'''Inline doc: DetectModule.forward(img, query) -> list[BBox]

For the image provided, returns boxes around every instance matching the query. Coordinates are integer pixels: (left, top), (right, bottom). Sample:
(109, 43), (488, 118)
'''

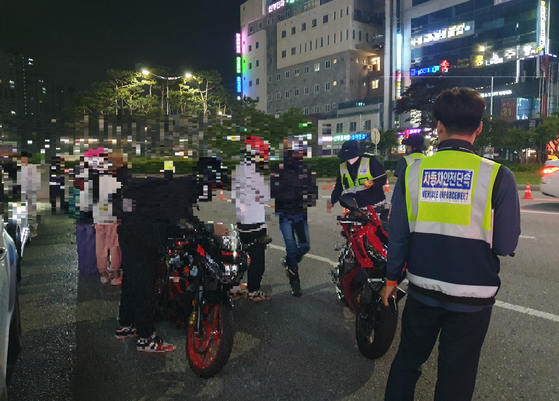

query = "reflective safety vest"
(340, 157), (373, 195)
(404, 150), (502, 300)
(403, 152), (425, 166)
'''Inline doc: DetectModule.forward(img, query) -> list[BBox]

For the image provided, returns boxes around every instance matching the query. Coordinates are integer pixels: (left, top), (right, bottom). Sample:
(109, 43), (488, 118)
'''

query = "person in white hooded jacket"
(231, 136), (271, 302)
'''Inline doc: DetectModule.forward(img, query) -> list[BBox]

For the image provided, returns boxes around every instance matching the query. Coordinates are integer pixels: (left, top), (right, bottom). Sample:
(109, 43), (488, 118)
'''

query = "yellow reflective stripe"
(407, 272), (499, 298)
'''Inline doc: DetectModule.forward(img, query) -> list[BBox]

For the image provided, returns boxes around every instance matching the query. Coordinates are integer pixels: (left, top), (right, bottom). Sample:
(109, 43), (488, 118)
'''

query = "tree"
(185, 70), (222, 116)
(364, 129), (399, 159)
(106, 69), (143, 115)
(475, 117), (513, 155)
(533, 117), (559, 162)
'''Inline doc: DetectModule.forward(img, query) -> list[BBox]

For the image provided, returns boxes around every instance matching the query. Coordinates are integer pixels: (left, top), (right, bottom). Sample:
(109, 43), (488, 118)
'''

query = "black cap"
(338, 140), (364, 161)
(402, 133), (426, 150)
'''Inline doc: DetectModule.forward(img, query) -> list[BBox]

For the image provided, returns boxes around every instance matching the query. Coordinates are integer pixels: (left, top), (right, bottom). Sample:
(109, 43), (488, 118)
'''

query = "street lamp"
(141, 70), (192, 115)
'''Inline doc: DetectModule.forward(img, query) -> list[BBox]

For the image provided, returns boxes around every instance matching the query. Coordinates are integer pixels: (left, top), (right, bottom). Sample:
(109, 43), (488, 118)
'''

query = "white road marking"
(521, 210), (559, 215)
(519, 235), (536, 239)
(267, 245), (559, 323)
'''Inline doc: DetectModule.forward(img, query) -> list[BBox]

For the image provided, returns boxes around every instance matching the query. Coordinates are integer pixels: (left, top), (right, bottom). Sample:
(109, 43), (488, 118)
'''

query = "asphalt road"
(6, 185), (559, 401)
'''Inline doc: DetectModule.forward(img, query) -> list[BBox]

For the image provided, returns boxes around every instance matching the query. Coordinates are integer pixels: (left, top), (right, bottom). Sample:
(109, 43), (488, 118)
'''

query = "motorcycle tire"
(153, 261), (170, 323)
(355, 298), (398, 360)
(186, 303), (234, 378)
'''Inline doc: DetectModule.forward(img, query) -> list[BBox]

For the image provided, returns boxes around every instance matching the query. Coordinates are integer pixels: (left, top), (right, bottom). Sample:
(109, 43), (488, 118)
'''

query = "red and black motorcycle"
(331, 194), (406, 359)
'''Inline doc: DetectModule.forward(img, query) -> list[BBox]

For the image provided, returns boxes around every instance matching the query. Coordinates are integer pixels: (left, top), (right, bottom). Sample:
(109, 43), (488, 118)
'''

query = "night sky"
(0, 0), (246, 91)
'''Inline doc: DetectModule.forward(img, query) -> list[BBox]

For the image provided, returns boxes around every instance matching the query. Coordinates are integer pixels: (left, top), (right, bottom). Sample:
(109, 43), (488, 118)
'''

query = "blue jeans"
(278, 213), (310, 269)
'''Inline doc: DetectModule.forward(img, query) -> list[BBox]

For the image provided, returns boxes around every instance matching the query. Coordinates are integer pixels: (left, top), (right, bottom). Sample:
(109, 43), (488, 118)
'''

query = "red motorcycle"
(331, 194), (405, 359)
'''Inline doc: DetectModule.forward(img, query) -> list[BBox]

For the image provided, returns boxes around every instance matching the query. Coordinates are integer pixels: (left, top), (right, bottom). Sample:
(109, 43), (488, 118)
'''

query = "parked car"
(540, 159), (559, 198)
(0, 219), (22, 400)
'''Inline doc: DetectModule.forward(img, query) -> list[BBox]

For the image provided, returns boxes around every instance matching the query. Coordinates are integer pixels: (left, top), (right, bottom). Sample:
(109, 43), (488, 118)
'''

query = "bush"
(493, 159), (543, 172)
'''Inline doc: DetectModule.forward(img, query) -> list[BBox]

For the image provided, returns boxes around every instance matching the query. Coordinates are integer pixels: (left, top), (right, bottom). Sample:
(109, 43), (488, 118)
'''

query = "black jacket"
(270, 151), (318, 215)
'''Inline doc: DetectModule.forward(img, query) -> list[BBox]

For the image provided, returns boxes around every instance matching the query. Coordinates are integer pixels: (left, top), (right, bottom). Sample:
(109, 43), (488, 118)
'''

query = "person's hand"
(327, 202), (332, 214)
(380, 283), (397, 307)
(364, 179), (374, 188)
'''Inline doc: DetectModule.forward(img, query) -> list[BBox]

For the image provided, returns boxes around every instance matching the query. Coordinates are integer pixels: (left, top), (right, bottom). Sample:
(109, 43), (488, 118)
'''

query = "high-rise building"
(391, 0), (559, 124)
(239, 0), (386, 120)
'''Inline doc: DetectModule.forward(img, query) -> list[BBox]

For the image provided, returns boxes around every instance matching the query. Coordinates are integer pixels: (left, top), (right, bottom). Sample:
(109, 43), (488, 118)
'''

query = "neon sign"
(332, 133), (370, 142)
(268, 0), (295, 13)
(411, 22), (474, 48)
(236, 33), (241, 54)
(236, 57), (241, 74)
(480, 90), (512, 98)
(538, 1), (547, 51)
(236, 76), (242, 93)
(396, 33), (402, 99)
(411, 61), (450, 76)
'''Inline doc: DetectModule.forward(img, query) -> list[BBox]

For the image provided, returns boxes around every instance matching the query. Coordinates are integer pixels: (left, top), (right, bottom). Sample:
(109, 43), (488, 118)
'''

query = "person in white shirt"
(19, 152), (41, 237)
(93, 149), (123, 285)
(231, 136), (271, 302)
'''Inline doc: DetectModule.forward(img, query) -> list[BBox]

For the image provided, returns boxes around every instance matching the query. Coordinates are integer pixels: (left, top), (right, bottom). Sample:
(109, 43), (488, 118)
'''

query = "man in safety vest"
(393, 132), (427, 179)
(382, 87), (520, 401)
(329, 140), (387, 217)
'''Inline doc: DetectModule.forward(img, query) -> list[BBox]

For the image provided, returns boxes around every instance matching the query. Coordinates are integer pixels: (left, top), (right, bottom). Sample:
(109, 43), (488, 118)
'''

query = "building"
(239, 0), (386, 119)
(392, 0), (559, 125)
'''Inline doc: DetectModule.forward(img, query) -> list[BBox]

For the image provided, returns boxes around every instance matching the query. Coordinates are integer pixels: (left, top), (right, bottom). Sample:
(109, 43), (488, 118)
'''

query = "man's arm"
(330, 172), (343, 205)
(370, 157), (387, 187)
(393, 157), (407, 179)
(492, 166), (521, 255)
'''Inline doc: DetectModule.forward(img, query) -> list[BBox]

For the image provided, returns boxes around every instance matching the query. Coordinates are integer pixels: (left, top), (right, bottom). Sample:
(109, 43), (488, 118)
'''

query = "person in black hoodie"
(270, 138), (318, 297)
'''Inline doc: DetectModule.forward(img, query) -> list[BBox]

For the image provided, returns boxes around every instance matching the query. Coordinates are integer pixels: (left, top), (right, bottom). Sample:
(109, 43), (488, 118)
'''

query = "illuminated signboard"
(236, 76), (242, 93)
(538, 1), (547, 51)
(411, 22), (474, 48)
(480, 90), (512, 98)
(473, 43), (536, 68)
(332, 133), (370, 142)
(396, 33), (402, 99)
(236, 57), (241, 74)
(236, 33), (241, 54)
(268, 0), (295, 13)
(411, 61), (450, 76)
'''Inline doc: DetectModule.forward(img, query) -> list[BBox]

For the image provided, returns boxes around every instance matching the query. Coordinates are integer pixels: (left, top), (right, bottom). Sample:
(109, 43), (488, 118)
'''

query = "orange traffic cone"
(522, 183), (533, 200)
(220, 189), (227, 200)
(384, 181), (390, 192)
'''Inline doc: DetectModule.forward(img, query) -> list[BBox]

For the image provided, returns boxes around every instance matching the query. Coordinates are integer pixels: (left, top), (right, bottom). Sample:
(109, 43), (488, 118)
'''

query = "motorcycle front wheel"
(355, 298), (398, 360)
(186, 303), (234, 378)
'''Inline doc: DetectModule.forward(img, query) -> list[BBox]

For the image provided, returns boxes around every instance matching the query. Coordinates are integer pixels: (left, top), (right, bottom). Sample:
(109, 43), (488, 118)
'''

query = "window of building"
(333, 34), (336, 44)
(336, 123), (343, 133)
(304, 86), (309, 94)
(371, 57), (381, 72)
(277, 92), (281, 100)
(314, 84), (320, 92)
(334, 11), (336, 20)
(305, 42), (307, 52)
(249, 45), (252, 51)
(363, 82), (366, 86)
(285, 71), (290, 79)
(268, 94), (272, 102)
(325, 82), (331, 91)
(295, 88), (300, 96)
(249, 25), (253, 33)
(256, 42), (259, 49)
(249, 81), (252, 87)
(321, 37), (324, 47)
(301, 22), (306, 31)
(291, 26), (296, 35)
(256, 96), (259, 102)
(282, 30), (287, 38)
(310, 40), (313, 51)
(291, 47), (296, 55)
(267, 18), (272, 25)
(349, 122), (357, 131)
(346, 29), (349, 40)
(314, 105), (320, 113)
(371, 79), (379, 89)
(256, 78), (260, 85)
(364, 120), (371, 130)
(323, 15), (328, 23)
(340, 8), (343, 17)
(276, 73), (281, 81)
(333, 103), (337, 109)
(359, 31), (362, 41)
(276, 14), (282, 21)
(334, 58), (338, 64)
(314, 62), (320, 72)
(285, 90), (290, 98)
(258, 22), (262, 29)
(304, 65), (310, 74)
(325, 104), (331, 112)
(294, 68), (300, 76)
(303, 107), (309, 115)
(315, 39), (318, 49)
(249, 62), (252, 69)
(346, 6), (349, 15)
(340, 31), (343, 41)
(327, 35), (330, 45)
(366, 33), (369, 42)
(312, 18), (317, 27)
(268, 75), (272, 83)
(333, 80), (337, 86)
(282, 50), (287, 58)
(256, 59), (259, 67)
(286, 9), (291, 17)
(353, 30), (355, 40)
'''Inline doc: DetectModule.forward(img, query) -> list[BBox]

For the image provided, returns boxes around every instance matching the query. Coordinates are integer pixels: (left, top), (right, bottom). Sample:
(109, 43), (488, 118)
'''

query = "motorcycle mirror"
(339, 194), (359, 211)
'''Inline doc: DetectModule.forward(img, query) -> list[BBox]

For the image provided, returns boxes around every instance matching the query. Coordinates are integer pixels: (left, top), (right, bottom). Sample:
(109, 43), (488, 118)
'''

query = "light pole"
(141, 70), (192, 115)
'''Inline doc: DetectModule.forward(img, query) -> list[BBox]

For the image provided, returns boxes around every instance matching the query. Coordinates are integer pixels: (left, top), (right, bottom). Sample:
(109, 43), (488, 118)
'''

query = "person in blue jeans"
(270, 139), (317, 297)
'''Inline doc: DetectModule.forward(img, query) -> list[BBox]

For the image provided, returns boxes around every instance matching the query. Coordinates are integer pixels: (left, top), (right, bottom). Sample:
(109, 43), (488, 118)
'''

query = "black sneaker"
(115, 326), (138, 340)
(290, 279), (302, 297)
(137, 335), (176, 353)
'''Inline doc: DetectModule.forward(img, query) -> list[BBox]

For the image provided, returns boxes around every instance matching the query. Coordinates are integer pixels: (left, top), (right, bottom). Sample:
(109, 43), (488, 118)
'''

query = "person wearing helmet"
(394, 133), (427, 179)
(231, 136), (271, 302)
(330, 140), (387, 219)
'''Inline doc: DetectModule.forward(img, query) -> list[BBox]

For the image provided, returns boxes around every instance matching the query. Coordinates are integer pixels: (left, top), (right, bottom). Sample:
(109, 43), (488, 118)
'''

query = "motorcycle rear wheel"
(355, 298), (398, 360)
(186, 303), (234, 378)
